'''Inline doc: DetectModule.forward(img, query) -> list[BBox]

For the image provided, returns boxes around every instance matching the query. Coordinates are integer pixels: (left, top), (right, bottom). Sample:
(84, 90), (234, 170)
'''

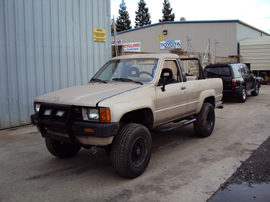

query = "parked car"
(261, 72), (270, 85)
(204, 63), (260, 102)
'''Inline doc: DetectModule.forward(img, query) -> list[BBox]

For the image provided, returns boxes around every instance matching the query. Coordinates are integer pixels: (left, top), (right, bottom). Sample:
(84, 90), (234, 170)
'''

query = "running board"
(152, 118), (196, 133)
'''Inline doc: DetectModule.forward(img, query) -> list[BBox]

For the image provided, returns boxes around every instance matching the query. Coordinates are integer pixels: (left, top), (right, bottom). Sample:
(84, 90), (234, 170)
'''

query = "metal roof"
(112, 20), (270, 36)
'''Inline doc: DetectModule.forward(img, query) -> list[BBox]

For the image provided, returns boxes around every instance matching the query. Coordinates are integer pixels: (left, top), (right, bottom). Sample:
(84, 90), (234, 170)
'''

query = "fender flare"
(195, 89), (216, 114)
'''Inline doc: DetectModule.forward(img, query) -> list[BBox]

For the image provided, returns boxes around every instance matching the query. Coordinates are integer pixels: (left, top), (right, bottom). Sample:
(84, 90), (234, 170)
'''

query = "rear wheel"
(193, 102), (215, 137)
(237, 85), (247, 102)
(45, 138), (81, 158)
(111, 123), (152, 178)
(251, 83), (259, 96)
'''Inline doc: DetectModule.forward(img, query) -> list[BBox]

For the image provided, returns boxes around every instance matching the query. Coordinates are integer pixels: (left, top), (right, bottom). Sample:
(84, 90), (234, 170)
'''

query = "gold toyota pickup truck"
(31, 54), (223, 178)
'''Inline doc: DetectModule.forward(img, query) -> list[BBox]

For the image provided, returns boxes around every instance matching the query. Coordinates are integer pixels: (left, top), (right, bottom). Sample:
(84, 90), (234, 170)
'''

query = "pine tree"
(134, 0), (151, 28)
(159, 0), (175, 22)
(116, 0), (132, 32)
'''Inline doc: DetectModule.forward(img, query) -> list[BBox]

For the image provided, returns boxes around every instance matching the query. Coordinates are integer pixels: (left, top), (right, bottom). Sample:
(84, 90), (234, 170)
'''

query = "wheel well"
(120, 108), (154, 130)
(204, 96), (215, 107)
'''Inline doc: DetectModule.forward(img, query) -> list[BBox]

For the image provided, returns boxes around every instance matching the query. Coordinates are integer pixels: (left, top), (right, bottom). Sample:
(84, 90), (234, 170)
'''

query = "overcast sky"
(111, 0), (270, 34)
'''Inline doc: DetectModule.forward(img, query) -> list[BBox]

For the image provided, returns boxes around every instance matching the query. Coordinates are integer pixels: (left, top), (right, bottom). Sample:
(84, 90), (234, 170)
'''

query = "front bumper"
(30, 103), (118, 145)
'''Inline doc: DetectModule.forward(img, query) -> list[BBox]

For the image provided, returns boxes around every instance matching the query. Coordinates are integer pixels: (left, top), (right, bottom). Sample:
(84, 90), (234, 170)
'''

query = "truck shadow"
(28, 125), (198, 181)
(222, 95), (251, 103)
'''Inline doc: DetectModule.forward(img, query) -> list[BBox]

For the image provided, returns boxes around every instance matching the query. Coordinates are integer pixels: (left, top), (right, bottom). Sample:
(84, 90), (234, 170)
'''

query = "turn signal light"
(84, 128), (95, 133)
(100, 108), (110, 123)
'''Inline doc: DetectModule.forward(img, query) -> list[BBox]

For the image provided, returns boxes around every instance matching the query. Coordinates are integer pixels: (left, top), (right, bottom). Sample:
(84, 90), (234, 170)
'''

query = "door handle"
(181, 86), (186, 90)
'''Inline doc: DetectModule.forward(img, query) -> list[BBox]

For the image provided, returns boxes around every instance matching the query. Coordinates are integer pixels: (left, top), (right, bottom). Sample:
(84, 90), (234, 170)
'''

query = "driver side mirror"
(161, 78), (167, 92)
(159, 68), (174, 92)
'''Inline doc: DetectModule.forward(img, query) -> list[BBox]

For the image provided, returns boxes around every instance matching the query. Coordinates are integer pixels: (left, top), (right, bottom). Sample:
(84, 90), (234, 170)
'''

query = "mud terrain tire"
(111, 123), (152, 178)
(45, 138), (81, 158)
(193, 102), (215, 137)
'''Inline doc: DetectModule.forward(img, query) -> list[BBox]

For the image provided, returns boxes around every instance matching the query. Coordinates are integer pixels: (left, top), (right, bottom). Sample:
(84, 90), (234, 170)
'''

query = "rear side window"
(231, 64), (242, 77)
(205, 66), (231, 76)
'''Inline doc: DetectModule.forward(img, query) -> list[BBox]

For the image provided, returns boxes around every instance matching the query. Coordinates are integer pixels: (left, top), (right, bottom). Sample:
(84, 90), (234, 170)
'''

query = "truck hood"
(35, 82), (142, 106)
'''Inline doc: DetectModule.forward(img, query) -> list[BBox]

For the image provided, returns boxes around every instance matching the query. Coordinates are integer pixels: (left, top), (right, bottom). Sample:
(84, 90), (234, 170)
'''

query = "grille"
(39, 103), (82, 124)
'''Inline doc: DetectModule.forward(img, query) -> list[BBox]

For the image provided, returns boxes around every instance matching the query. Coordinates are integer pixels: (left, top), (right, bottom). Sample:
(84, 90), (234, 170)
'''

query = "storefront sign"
(160, 39), (181, 50)
(93, 28), (105, 42)
(111, 39), (123, 45)
(123, 42), (141, 52)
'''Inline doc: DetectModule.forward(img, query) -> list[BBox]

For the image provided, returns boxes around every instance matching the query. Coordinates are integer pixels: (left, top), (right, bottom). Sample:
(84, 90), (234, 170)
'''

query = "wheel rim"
(131, 137), (147, 167)
(242, 88), (246, 100)
(206, 111), (214, 131)
(255, 84), (259, 94)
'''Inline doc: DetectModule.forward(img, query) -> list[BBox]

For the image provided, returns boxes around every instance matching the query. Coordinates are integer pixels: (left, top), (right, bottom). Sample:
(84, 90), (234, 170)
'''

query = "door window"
(162, 60), (181, 82)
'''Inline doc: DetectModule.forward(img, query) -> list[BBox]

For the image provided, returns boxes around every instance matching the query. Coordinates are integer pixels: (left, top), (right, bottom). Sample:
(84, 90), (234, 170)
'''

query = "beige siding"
(240, 37), (270, 71)
(112, 21), (269, 64)
(237, 23), (263, 42)
(113, 22), (239, 63)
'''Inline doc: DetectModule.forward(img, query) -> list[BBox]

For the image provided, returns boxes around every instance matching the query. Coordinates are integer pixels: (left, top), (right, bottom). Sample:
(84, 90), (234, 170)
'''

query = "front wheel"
(45, 138), (81, 158)
(251, 83), (259, 96)
(111, 123), (152, 178)
(193, 102), (215, 137)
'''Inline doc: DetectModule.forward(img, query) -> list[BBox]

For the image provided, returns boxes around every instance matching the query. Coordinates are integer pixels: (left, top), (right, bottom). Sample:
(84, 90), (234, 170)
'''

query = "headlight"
(34, 102), (41, 113)
(87, 108), (99, 121)
(83, 107), (110, 123)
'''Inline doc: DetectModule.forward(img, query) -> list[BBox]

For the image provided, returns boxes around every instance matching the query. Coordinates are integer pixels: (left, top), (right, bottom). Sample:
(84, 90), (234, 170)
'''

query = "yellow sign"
(94, 28), (105, 42)
(226, 46), (228, 50)
(158, 35), (162, 41)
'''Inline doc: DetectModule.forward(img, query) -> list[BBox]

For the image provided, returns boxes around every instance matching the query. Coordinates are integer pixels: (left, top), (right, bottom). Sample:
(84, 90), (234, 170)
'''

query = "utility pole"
(208, 38), (211, 64)
(202, 39), (210, 66)
(186, 33), (190, 57)
(214, 39), (219, 63)
(113, 16), (118, 57)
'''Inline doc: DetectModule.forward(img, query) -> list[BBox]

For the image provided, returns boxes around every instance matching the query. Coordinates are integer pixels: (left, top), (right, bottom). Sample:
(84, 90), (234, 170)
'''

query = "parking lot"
(1, 85), (270, 202)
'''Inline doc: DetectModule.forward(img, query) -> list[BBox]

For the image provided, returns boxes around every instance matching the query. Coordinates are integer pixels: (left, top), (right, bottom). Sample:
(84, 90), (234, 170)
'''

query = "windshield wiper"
(90, 78), (107, 83)
(112, 78), (143, 85)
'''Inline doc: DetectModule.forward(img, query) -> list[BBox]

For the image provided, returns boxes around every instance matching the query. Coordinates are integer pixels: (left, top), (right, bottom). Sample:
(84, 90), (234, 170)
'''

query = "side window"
(231, 65), (241, 77)
(244, 65), (250, 74)
(239, 65), (246, 75)
(163, 60), (181, 82)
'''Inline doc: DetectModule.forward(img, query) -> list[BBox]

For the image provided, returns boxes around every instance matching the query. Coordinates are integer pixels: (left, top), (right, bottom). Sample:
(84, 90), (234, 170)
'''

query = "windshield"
(91, 58), (159, 83)
(205, 66), (231, 76)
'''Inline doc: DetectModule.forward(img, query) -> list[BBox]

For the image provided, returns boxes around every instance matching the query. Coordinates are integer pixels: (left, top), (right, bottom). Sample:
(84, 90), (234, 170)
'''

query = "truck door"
(155, 60), (188, 124)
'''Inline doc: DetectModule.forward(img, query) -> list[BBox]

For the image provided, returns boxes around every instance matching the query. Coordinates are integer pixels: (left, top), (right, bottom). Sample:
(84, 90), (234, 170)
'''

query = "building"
(0, 0), (111, 129)
(111, 20), (270, 65)
(240, 37), (270, 76)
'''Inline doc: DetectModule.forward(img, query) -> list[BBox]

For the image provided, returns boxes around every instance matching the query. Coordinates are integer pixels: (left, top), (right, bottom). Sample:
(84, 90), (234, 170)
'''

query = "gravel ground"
(221, 135), (270, 187)
(208, 135), (270, 201)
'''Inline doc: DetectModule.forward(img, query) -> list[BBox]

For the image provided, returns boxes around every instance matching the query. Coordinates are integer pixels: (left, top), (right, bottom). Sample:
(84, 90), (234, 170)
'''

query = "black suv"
(204, 63), (260, 102)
